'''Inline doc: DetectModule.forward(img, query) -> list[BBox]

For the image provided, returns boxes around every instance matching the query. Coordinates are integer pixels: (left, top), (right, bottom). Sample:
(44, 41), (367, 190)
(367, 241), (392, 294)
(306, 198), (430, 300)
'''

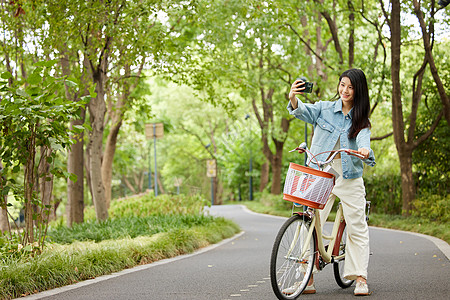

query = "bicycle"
(270, 143), (370, 299)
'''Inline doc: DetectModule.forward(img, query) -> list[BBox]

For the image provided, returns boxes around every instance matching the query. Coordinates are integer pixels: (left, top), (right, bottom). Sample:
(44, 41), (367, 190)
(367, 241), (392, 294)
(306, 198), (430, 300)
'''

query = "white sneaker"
(282, 282), (316, 295)
(303, 283), (316, 294)
(354, 281), (369, 296)
(282, 282), (301, 295)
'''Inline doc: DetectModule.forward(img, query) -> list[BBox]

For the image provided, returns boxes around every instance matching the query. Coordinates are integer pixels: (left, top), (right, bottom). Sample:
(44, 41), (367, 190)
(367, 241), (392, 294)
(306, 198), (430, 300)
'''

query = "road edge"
(17, 231), (246, 300)
(238, 204), (450, 260)
(369, 226), (450, 260)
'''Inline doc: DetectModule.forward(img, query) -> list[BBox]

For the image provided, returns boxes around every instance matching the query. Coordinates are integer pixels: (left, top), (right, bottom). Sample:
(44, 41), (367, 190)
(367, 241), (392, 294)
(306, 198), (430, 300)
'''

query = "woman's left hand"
(346, 148), (370, 159)
(357, 148), (370, 159)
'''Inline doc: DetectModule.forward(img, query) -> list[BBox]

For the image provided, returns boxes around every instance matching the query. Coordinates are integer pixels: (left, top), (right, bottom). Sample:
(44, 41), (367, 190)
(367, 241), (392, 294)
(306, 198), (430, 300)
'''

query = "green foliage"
(47, 215), (219, 244)
(47, 193), (211, 245)
(0, 232), (24, 260)
(0, 64), (84, 171)
(216, 119), (264, 200)
(0, 62), (88, 250)
(364, 174), (402, 214)
(110, 193), (208, 218)
(412, 193), (449, 223)
(259, 191), (293, 212)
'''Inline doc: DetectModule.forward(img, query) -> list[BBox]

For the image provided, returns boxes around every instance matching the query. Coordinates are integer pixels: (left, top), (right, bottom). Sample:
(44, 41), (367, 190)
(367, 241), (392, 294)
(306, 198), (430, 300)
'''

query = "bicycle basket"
(283, 163), (335, 209)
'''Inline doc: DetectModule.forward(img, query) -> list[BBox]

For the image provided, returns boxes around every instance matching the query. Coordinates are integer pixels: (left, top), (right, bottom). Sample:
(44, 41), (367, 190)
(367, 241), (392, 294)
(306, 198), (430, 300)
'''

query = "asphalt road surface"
(22, 205), (449, 300)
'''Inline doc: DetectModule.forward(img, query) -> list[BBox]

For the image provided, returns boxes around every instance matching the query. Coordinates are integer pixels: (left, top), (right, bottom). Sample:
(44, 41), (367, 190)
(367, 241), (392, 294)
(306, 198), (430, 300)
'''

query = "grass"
(0, 218), (239, 299)
(0, 194), (241, 299)
(236, 200), (450, 244)
(47, 214), (220, 244)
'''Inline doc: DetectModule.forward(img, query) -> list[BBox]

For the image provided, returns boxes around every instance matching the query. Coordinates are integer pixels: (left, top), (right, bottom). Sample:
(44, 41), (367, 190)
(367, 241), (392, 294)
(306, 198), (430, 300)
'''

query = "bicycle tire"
(270, 214), (316, 300)
(333, 222), (354, 288)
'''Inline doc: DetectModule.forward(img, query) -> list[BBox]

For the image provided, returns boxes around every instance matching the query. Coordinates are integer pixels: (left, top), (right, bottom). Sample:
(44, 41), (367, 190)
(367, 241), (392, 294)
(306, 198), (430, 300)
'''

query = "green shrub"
(364, 174), (402, 214)
(2, 193), (212, 260)
(259, 192), (292, 211)
(83, 193), (209, 221)
(47, 215), (217, 244)
(412, 193), (449, 223)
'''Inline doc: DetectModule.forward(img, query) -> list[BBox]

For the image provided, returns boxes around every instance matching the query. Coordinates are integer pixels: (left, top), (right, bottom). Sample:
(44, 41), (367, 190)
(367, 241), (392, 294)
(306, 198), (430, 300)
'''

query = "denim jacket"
(287, 98), (376, 179)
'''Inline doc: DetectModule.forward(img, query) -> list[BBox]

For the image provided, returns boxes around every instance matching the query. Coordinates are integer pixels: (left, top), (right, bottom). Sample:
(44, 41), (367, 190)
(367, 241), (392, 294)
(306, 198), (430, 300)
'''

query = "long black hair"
(337, 69), (371, 139)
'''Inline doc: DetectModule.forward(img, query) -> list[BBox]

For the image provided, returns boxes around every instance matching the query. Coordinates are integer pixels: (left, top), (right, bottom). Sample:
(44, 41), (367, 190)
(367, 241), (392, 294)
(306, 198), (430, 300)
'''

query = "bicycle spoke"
(271, 215), (316, 299)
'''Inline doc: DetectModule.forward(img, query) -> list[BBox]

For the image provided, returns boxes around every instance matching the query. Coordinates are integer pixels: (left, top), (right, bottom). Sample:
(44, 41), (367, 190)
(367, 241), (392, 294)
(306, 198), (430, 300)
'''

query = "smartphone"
(297, 77), (314, 93)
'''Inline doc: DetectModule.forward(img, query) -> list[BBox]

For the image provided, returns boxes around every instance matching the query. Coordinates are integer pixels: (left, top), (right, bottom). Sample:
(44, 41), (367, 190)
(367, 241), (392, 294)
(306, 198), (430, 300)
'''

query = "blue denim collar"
(334, 98), (353, 119)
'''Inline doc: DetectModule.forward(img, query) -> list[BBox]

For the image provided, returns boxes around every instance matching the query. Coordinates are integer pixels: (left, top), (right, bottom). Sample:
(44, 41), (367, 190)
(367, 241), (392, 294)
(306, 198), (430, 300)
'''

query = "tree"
(0, 162), (9, 233)
(413, 0), (450, 124)
(59, 46), (89, 226)
(383, 0), (447, 214)
(0, 62), (85, 249)
(44, 0), (173, 220)
(102, 60), (146, 208)
(176, 0), (391, 194)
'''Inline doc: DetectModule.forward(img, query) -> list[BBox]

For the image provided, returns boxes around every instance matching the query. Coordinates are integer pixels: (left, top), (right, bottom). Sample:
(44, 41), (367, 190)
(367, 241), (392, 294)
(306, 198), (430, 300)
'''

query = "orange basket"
(283, 163), (335, 209)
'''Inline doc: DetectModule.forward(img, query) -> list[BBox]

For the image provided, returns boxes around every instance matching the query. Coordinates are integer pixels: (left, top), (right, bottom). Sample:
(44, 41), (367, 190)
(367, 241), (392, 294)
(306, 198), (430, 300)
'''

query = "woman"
(287, 69), (375, 296)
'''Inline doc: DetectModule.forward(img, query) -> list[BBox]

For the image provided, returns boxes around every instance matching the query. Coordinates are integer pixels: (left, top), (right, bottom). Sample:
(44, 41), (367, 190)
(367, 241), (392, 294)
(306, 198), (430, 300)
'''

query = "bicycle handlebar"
(289, 142), (365, 168)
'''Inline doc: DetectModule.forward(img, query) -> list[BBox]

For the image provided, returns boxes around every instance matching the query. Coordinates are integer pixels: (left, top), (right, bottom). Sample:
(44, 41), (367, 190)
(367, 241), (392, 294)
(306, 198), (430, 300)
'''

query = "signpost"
(206, 159), (216, 205)
(145, 123), (164, 196)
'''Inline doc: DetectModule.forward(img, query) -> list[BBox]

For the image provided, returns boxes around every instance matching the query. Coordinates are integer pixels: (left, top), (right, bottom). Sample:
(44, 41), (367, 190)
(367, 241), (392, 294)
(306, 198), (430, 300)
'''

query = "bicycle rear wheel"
(333, 223), (354, 288)
(270, 214), (316, 300)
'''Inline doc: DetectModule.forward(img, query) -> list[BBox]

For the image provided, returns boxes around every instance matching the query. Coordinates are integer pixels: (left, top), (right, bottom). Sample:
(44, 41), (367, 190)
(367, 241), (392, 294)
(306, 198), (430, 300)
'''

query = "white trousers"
(320, 159), (370, 280)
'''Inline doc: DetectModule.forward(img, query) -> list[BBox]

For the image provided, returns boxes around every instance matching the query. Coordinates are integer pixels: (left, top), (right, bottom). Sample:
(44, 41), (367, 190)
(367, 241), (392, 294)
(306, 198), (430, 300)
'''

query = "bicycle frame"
(270, 145), (368, 299)
(284, 145), (363, 270)
(293, 203), (346, 266)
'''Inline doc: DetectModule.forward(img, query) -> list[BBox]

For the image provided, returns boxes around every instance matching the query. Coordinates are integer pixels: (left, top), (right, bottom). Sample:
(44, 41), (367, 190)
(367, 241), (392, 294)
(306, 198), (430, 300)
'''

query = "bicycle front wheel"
(270, 214), (316, 300)
(333, 223), (354, 288)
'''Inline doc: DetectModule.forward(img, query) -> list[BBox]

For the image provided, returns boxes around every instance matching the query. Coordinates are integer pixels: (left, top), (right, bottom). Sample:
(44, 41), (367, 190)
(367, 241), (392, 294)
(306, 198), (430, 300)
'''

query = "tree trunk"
(38, 147), (53, 223)
(102, 62), (143, 206)
(388, 0), (445, 215)
(0, 198), (7, 232)
(398, 150), (415, 213)
(67, 117), (85, 226)
(348, 0), (355, 68)
(270, 142), (284, 194)
(102, 118), (122, 208)
(390, 0), (413, 215)
(123, 177), (137, 194)
(259, 161), (269, 192)
(87, 70), (108, 221)
(0, 164), (9, 233)
(253, 86), (289, 195)
(85, 146), (94, 205)
(60, 45), (88, 227)
(216, 178), (223, 205)
(23, 128), (36, 244)
(139, 172), (145, 192)
(157, 173), (166, 195)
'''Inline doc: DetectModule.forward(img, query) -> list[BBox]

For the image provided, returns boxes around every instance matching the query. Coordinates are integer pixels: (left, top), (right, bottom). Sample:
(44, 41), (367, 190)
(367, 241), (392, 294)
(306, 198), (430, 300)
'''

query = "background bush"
(83, 194), (209, 221)
(412, 193), (449, 223)
(364, 174), (402, 214)
(47, 215), (218, 244)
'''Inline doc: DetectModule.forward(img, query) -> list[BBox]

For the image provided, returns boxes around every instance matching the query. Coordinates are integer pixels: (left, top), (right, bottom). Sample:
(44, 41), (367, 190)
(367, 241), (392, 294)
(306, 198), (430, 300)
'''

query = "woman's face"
(339, 76), (355, 106)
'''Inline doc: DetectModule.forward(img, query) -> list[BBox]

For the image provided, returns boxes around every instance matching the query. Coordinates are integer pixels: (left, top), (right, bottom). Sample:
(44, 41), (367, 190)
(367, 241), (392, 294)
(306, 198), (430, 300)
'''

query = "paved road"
(23, 205), (449, 300)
